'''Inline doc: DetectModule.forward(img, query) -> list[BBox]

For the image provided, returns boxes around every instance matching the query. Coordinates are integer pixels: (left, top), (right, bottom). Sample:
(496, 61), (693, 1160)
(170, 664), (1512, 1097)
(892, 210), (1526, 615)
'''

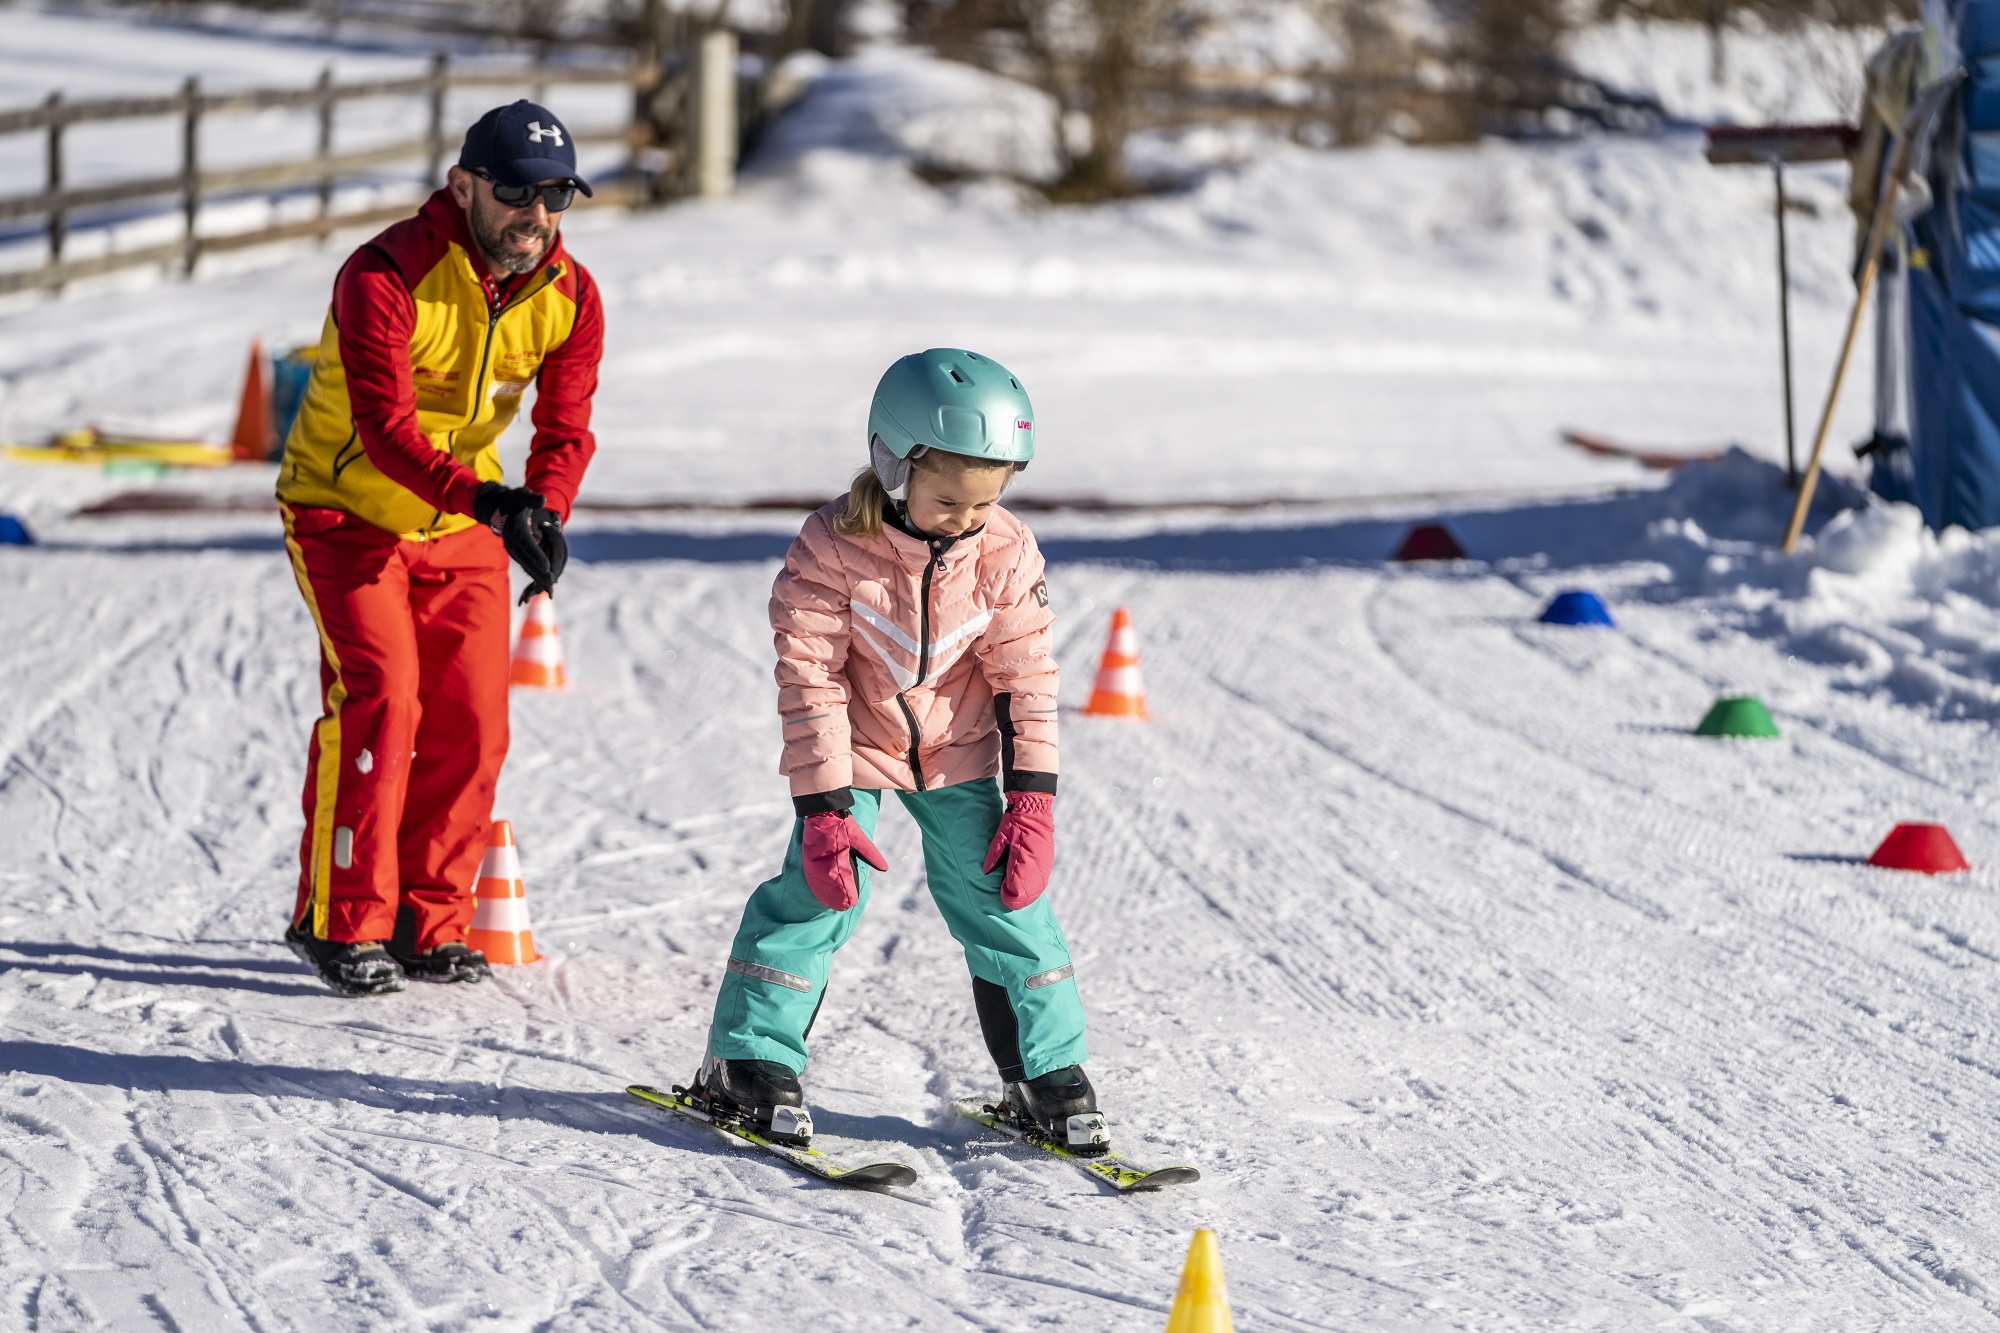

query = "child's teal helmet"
(867, 348), (1034, 495)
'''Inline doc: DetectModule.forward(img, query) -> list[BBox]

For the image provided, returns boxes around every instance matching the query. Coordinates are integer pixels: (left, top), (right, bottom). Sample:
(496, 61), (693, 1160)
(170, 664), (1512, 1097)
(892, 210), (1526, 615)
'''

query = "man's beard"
(468, 192), (556, 276)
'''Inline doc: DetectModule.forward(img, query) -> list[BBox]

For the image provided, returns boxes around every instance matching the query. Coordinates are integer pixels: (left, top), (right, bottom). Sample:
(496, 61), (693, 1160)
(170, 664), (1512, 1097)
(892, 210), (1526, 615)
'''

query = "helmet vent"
(946, 367), (967, 383)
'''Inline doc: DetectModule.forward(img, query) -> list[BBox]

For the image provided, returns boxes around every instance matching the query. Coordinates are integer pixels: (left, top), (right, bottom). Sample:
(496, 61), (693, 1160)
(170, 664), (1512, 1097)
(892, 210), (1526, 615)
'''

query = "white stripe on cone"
(471, 895), (534, 934)
(1094, 664), (1145, 695)
(478, 844), (523, 881)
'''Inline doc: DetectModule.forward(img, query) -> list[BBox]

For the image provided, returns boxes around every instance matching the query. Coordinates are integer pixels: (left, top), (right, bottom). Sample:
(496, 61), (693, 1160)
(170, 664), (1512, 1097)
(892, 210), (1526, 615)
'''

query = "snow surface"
(1569, 17), (1893, 128)
(761, 47), (1065, 184)
(15, 445), (2000, 1330)
(8, 12), (1993, 1332)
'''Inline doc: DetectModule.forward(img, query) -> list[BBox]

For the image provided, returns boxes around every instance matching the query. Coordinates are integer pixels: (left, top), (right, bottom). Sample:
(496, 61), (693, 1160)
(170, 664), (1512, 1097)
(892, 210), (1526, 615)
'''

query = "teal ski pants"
(708, 779), (1088, 1080)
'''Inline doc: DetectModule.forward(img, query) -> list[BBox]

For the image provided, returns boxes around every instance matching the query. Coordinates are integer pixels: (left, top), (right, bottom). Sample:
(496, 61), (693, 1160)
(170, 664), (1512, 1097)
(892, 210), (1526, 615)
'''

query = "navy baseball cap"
(459, 100), (593, 196)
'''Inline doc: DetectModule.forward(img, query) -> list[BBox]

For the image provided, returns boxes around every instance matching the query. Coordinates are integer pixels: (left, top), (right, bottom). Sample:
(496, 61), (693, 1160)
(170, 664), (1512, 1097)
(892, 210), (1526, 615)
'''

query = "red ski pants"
(282, 504), (511, 948)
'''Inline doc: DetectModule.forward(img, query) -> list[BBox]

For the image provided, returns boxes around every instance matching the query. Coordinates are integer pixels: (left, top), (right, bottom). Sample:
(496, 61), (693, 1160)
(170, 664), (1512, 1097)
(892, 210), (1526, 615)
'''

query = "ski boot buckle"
(1065, 1113), (1110, 1155)
(768, 1105), (813, 1143)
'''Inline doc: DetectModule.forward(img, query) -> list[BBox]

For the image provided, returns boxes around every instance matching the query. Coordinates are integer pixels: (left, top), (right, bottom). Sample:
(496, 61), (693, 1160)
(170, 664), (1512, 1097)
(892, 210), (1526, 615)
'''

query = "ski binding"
(954, 1097), (1200, 1192)
(626, 1084), (918, 1189)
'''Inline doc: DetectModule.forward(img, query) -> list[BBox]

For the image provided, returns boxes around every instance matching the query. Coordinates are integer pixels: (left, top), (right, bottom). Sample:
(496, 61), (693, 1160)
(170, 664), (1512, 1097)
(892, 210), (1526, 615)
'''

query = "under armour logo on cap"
(458, 99), (593, 196)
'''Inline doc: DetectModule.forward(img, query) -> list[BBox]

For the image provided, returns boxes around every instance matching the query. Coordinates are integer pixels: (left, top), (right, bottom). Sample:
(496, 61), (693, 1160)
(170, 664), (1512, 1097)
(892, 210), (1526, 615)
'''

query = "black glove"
(473, 482), (568, 605)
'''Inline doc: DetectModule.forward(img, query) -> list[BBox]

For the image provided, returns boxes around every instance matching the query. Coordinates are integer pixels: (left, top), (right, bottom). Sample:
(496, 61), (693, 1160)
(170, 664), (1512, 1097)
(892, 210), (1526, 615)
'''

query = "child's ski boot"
(1003, 1064), (1109, 1155)
(688, 1054), (814, 1145)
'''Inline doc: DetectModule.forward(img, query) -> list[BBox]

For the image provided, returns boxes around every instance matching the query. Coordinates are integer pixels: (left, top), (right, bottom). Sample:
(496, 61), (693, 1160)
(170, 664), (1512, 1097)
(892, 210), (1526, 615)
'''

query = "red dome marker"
(1868, 823), (1970, 874)
(1391, 522), (1467, 562)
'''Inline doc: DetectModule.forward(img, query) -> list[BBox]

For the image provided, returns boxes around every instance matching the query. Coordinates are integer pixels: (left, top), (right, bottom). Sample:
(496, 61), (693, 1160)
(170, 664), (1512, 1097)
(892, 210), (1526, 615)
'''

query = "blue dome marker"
(0, 513), (33, 546)
(1538, 589), (1614, 627)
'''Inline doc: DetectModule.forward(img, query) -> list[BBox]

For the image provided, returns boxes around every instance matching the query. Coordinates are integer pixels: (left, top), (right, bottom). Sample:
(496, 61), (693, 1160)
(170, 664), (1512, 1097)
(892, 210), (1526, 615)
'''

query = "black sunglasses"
(471, 169), (576, 212)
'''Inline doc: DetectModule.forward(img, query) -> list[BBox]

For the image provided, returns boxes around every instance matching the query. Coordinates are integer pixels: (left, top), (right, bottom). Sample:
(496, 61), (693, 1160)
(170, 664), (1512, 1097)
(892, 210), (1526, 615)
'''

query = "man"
(276, 100), (603, 995)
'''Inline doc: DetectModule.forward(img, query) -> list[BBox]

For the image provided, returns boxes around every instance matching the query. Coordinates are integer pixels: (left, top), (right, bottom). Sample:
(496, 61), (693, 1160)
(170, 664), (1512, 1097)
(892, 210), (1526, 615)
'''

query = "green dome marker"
(1694, 695), (1780, 738)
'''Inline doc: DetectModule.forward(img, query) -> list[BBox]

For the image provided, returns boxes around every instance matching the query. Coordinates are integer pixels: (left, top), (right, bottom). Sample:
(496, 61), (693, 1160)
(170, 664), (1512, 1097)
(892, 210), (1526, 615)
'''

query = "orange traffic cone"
(1163, 1229), (1233, 1333)
(467, 820), (540, 964)
(229, 338), (276, 461)
(510, 593), (567, 689)
(1083, 607), (1148, 718)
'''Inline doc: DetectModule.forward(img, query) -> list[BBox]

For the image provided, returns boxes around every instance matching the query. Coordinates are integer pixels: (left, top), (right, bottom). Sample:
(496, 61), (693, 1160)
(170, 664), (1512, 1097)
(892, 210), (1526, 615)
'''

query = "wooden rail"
(0, 58), (641, 297)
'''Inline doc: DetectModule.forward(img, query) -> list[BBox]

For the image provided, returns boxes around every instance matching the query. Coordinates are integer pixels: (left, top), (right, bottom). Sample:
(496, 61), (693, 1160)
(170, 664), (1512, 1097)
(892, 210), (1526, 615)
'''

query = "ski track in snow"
(4, 527), (2000, 1328)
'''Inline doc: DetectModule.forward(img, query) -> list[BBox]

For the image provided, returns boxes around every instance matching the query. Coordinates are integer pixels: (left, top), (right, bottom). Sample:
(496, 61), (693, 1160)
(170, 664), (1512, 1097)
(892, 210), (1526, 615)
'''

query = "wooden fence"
(0, 57), (643, 297)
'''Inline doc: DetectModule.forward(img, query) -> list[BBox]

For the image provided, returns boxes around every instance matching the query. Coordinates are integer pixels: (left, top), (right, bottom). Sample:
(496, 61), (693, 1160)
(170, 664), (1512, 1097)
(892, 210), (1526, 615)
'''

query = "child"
(688, 348), (1106, 1152)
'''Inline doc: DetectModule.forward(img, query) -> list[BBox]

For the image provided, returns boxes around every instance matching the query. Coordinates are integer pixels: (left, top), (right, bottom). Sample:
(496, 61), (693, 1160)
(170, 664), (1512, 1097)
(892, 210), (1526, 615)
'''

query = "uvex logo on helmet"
(1015, 419), (1033, 431)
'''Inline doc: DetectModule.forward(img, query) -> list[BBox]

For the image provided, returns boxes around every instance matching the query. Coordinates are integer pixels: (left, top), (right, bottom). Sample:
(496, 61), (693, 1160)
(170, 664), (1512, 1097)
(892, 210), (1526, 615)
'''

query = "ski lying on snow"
(953, 1098), (1200, 1192)
(1559, 428), (1723, 472)
(625, 1085), (919, 1189)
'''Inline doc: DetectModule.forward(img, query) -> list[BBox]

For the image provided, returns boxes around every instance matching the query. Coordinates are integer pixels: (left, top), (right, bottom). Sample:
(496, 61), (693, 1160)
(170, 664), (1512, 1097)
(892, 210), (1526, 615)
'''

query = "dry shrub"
(903, 0), (1921, 188)
(905, 0), (1206, 196)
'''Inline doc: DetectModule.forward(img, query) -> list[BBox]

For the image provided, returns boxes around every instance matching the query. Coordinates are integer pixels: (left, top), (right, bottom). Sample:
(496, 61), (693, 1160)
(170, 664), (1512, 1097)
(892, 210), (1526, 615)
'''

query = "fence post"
(631, 0), (666, 198)
(44, 92), (64, 269)
(426, 52), (449, 188)
(689, 27), (737, 198)
(181, 75), (201, 275)
(316, 65), (335, 225)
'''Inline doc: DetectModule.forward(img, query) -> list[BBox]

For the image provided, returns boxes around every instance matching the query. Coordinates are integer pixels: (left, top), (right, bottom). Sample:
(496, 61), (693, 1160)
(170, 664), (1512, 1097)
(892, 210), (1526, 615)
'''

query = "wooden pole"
(1782, 75), (1960, 554)
(691, 27), (737, 198)
(426, 51), (449, 188)
(1774, 157), (1797, 487)
(43, 92), (64, 268)
(181, 76), (201, 275)
(632, 0), (663, 196)
(316, 65), (335, 220)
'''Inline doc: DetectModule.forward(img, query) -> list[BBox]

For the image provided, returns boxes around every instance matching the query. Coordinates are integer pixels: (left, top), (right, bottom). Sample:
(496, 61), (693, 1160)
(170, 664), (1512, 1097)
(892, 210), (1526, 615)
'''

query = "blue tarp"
(1874, 0), (2000, 529)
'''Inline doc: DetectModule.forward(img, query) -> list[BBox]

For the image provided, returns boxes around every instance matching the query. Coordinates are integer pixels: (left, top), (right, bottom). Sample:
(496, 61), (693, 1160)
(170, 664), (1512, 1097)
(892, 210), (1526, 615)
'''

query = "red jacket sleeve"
(523, 263), (603, 521)
(331, 249), (486, 520)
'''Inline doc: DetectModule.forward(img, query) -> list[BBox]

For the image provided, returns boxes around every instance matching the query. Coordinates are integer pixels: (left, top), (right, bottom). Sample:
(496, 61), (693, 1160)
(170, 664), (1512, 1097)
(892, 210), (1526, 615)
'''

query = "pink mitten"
(801, 812), (889, 911)
(982, 792), (1055, 910)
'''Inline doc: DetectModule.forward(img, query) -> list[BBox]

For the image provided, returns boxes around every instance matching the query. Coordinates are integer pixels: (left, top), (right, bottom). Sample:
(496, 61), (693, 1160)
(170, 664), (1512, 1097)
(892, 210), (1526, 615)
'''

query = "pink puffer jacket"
(771, 500), (1058, 800)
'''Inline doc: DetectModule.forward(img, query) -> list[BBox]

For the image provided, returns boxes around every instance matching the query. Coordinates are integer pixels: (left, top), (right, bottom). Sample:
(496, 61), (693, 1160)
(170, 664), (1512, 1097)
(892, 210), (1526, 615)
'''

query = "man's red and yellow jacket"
(277, 189), (603, 540)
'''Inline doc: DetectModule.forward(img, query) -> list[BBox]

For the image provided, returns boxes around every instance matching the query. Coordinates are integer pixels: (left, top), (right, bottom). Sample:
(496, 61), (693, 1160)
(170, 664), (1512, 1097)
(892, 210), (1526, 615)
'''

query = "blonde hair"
(835, 449), (1019, 539)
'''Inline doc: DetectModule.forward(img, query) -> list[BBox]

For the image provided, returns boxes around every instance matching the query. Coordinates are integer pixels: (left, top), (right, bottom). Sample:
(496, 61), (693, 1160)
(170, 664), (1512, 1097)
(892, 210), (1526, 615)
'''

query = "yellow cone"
(1163, 1229), (1233, 1333)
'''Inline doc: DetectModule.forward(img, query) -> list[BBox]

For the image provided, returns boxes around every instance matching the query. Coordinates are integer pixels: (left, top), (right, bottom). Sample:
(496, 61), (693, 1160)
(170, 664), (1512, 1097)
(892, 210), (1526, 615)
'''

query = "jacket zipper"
(897, 695), (925, 792)
(896, 543), (949, 792)
(417, 262), (562, 537)
(915, 543), (943, 683)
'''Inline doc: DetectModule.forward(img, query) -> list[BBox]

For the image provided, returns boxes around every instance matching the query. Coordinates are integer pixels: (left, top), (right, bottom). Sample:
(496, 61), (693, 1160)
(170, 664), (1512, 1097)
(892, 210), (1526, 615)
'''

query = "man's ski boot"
(388, 907), (492, 984)
(1003, 1065), (1109, 1155)
(686, 1054), (814, 1145)
(284, 923), (406, 997)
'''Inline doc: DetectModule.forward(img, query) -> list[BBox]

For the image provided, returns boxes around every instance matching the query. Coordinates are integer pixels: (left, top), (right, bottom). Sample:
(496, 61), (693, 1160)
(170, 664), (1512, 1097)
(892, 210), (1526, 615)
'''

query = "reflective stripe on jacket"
(276, 190), (602, 539)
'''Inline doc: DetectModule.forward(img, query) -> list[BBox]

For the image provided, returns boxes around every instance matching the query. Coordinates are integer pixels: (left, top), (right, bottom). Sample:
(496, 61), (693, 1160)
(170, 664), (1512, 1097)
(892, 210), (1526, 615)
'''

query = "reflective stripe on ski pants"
(707, 779), (1088, 1080)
